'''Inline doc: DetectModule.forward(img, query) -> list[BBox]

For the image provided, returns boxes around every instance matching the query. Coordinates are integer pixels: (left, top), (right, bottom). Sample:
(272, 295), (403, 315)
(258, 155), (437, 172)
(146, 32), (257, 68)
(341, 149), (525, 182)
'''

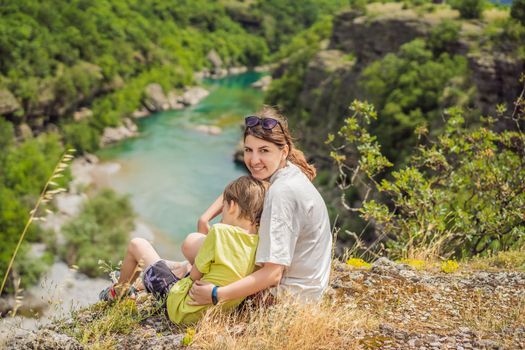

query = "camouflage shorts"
(142, 260), (179, 300)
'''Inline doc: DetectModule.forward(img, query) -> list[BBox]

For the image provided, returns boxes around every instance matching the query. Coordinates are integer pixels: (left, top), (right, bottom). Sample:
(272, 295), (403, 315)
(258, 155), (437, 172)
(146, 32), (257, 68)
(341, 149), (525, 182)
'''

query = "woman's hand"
(188, 280), (214, 305)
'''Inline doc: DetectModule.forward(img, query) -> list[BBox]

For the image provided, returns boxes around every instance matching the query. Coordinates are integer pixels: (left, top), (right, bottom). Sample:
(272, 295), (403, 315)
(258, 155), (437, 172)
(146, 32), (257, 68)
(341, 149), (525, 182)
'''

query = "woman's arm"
(197, 194), (224, 234)
(188, 263), (284, 305)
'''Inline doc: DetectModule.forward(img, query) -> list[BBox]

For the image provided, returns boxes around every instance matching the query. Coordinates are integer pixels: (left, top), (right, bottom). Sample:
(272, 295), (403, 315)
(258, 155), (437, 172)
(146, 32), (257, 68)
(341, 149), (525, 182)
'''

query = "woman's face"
(244, 135), (288, 180)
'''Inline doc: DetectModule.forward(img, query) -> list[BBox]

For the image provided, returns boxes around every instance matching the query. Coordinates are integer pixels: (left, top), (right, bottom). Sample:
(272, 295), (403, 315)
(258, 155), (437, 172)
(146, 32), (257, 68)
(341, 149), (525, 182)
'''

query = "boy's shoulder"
(210, 223), (242, 234)
(210, 223), (258, 240)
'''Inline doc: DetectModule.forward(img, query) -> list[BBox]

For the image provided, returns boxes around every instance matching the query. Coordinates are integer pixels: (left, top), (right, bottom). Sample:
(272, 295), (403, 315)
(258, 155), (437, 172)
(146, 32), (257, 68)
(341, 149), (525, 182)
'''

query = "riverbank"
(0, 71), (265, 335)
(3, 256), (524, 349)
(0, 152), (186, 340)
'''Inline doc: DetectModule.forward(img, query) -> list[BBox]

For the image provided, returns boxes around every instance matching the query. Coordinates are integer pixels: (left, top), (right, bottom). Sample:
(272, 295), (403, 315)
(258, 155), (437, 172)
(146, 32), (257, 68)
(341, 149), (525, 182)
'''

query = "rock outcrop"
(99, 118), (139, 147)
(143, 83), (170, 112)
(193, 124), (222, 135)
(329, 10), (430, 63)
(276, 6), (524, 161)
(0, 89), (21, 115)
(73, 108), (93, 122)
(142, 84), (209, 113)
(180, 87), (209, 106)
(207, 49), (223, 73)
(251, 75), (272, 91)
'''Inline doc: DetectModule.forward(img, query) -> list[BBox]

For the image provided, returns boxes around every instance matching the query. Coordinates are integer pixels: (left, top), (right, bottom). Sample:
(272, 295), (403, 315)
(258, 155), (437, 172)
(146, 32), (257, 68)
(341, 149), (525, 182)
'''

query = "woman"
(183, 106), (332, 305)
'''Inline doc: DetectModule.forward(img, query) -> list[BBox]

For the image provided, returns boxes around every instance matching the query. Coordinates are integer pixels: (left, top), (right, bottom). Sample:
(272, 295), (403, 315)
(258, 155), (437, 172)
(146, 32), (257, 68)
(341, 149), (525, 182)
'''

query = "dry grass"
(483, 8), (509, 24)
(466, 249), (525, 271)
(192, 296), (377, 350)
(460, 292), (525, 335)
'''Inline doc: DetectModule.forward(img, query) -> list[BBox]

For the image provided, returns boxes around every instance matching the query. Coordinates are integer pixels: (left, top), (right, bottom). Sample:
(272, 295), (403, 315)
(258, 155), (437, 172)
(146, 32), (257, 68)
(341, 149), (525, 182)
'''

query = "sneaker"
(99, 285), (117, 301)
(99, 284), (137, 302)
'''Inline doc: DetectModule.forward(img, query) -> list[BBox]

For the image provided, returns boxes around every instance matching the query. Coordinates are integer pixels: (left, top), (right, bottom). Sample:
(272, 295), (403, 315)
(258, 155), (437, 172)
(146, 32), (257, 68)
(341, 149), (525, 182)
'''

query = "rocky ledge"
(3, 258), (524, 349)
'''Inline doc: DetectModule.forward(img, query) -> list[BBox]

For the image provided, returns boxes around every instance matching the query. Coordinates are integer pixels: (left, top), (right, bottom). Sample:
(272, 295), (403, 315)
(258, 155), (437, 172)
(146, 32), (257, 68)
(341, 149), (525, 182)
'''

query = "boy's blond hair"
(223, 176), (268, 225)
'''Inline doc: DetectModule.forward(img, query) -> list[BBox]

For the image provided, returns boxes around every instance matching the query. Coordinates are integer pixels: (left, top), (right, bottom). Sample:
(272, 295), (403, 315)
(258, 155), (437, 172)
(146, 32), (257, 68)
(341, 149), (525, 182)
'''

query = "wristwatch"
(211, 285), (219, 305)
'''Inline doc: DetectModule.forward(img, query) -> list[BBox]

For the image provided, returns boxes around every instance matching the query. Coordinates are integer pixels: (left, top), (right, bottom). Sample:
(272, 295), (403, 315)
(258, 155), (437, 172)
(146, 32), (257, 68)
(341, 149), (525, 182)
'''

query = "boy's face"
(221, 199), (235, 225)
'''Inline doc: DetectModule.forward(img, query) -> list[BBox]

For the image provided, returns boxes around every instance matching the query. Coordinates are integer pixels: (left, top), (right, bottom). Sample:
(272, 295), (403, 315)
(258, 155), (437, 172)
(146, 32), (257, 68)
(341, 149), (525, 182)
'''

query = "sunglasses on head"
(245, 115), (290, 147)
(245, 116), (282, 131)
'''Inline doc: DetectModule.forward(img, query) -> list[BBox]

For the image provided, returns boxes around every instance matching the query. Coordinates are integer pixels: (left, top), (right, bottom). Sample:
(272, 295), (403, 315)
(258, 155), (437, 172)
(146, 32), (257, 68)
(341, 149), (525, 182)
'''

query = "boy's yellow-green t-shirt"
(166, 223), (259, 324)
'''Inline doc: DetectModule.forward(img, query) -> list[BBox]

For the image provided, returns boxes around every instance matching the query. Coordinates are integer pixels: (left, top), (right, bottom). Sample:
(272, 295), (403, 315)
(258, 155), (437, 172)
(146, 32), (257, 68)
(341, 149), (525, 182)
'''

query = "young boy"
(99, 175), (266, 324)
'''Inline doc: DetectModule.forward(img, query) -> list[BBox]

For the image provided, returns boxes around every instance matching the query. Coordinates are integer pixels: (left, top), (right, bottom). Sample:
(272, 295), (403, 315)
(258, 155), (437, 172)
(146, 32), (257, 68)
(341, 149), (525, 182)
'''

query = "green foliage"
(265, 16), (334, 113)
(428, 20), (461, 54)
(253, 0), (348, 52)
(361, 39), (471, 164)
(511, 0), (525, 26)
(350, 0), (368, 13)
(0, 0), (275, 139)
(0, 118), (65, 293)
(450, 0), (484, 19)
(329, 102), (525, 259)
(60, 189), (135, 277)
(62, 120), (100, 154)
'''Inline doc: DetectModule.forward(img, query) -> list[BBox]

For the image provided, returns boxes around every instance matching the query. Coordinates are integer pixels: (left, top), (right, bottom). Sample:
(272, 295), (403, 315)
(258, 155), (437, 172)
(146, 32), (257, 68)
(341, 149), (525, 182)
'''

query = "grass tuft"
(192, 296), (376, 350)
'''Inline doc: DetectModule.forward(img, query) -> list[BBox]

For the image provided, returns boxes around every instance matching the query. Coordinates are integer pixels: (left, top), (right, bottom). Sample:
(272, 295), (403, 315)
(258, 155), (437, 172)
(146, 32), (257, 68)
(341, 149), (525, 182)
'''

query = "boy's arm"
(197, 194), (224, 234)
(189, 264), (203, 281)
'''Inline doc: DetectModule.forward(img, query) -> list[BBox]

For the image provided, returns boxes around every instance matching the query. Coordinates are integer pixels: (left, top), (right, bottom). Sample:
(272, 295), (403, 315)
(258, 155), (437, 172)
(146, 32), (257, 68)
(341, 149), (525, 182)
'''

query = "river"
(97, 72), (266, 259)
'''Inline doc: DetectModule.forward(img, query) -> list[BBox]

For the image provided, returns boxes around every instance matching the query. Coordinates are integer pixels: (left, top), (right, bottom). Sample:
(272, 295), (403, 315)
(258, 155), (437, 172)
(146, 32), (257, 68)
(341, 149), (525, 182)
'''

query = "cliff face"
(280, 6), (524, 160)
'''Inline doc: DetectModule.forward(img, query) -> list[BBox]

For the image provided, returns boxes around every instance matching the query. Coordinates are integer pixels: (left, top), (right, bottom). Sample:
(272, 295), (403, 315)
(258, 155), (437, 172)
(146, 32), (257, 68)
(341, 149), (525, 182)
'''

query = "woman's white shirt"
(255, 162), (332, 301)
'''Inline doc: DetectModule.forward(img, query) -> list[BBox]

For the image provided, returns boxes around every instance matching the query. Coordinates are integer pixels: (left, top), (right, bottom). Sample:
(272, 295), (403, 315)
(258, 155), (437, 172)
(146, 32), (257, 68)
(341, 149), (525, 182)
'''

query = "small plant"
(346, 258), (372, 269)
(182, 327), (195, 346)
(398, 258), (426, 270)
(441, 260), (459, 273)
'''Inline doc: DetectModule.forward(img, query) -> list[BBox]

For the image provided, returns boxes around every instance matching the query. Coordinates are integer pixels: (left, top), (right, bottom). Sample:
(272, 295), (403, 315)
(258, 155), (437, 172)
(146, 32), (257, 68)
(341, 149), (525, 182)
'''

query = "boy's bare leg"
(181, 232), (207, 265)
(118, 238), (161, 286)
(165, 260), (192, 278)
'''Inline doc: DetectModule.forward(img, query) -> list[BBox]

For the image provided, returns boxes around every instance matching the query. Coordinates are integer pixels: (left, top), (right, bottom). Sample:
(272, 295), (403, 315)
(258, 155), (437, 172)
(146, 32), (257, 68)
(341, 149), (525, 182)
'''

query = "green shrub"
(428, 20), (461, 54)
(328, 100), (525, 259)
(350, 0), (368, 13)
(361, 39), (471, 164)
(450, 0), (484, 19)
(63, 120), (100, 154)
(60, 189), (135, 277)
(511, 0), (525, 26)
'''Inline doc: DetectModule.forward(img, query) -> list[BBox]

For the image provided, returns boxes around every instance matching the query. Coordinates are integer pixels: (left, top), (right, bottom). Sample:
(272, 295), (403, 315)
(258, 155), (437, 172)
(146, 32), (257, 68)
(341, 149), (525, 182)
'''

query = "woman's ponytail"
(288, 147), (316, 181)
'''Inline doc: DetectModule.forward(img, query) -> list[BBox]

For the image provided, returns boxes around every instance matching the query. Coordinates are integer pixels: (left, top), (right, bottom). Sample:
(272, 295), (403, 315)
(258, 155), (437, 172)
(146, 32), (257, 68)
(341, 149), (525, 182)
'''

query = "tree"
(451, 0), (484, 19)
(511, 0), (525, 26)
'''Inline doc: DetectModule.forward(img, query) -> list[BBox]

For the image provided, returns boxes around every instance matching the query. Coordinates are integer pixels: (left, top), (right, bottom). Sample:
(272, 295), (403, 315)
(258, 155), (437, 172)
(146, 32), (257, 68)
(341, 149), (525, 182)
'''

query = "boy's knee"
(181, 232), (205, 264)
(129, 237), (148, 252)
(181, 236), (194, 262)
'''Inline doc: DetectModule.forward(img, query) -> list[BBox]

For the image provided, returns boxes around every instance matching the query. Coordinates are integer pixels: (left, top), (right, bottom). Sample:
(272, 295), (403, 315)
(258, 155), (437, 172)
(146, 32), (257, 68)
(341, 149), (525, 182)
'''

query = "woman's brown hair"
(243, 106), (316, 181)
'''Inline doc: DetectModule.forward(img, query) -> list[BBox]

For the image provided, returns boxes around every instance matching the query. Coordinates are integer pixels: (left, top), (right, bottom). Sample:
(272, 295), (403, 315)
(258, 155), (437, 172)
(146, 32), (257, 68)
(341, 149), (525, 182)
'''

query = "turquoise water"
(98, 72), (265, 257)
